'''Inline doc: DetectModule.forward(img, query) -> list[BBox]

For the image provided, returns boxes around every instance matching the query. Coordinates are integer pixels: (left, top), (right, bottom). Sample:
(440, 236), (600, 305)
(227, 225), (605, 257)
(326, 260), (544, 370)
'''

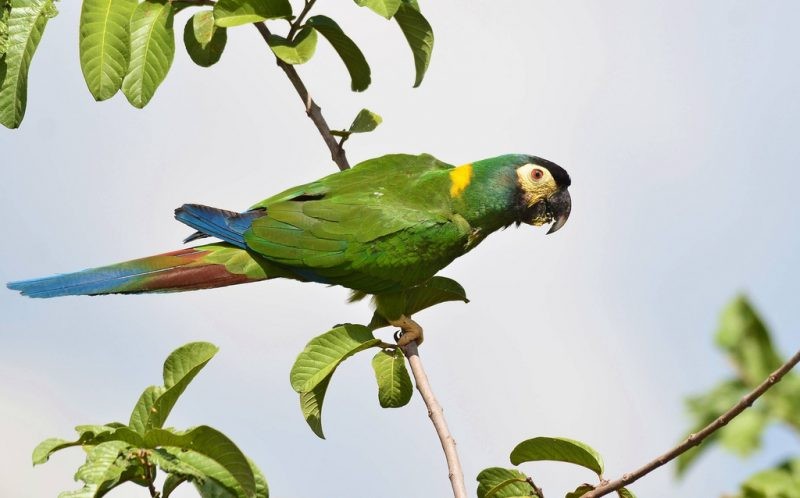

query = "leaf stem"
(254, 22), (350, 171)
(582, 347), (800, 498)
(287, 0), (317, 40)
(526, 477), (545, 498)
(400, 341), (468, 498)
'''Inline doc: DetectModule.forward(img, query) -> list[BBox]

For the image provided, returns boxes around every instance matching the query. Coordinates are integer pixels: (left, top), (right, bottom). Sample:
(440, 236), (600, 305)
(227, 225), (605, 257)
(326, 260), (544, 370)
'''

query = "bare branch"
(400, 341), (468, 498)
(253, 22), (350, 171)
(583, 347), (800, 498)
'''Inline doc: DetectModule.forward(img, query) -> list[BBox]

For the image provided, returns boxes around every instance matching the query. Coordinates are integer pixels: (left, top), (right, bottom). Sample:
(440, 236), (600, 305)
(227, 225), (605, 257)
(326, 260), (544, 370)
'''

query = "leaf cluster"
(290, 276), (467, 437)
(477, 437), (635, 498)
(33, 342), (268, 498)
(677, 295), (800, 496)
(1, 0), (435, 128)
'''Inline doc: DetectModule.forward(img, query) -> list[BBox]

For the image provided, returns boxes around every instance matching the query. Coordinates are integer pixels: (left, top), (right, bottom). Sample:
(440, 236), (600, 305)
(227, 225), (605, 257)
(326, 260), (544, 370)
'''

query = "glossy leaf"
(163, 475), (187, 498)
(372, 348), (412, 408)
(349, 108), (382, 133)
(33, 425), (144, 465)
(300, 375), (331, 439)
(0, 0), (57, 128)
(370, 276), (468, 328)
(184, 10), (226, 67)
(0, 0), (10, 55)
(476, 467), (533, 498)
(566, 484), (594, 498)
(306, 15), (370, 91)
(267, 26), (316, 65)
(510, 437), (604, 476)
(192, 458), (269, 498)
(59, 441), (132, 498)
(290, 323), (380, 392)
(79, 0), (137, 101)
(394, 0), (433, 87)
(213, 0), (291, 28)
(129, 342), (218, 434)
(617, 488), (637, 498)
(145, 425), (256, 498)
(354, 0), (400, 19)
(121, 0), (175, 108)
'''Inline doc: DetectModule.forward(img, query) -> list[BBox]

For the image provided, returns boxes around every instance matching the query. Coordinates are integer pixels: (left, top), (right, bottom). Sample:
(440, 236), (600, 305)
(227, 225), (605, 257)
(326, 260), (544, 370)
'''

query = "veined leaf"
(300, 375), (331, 439)
(184, 10), (226, 67)
(121, 0), (175, 108)
(163, 475), (188, 498)
(617, 488), (637, 498)
(370, 276), (468, 329)
(59, 441), (132, 498)
(0, 0), (11, 55)
(372, 348), (412, 408)
(129, 342), (218, 434)
(475, 467), (533, 498)
(192, 458), (269, 498)
(306, 15), (370, 91)
(145, 426), (256, 498)
(348, 108), (382, 133)
(394, 0), (433, 87)
(267, 26), (316, 65)
(290, 324), (380, 393)
(354, 0), (400, 19)
(510, 437), (604, 476)
(0, 0), (57, 128)
(213, 0), (291, 28)
(79, 0), (137, 101)
(33, 425), (144, 465)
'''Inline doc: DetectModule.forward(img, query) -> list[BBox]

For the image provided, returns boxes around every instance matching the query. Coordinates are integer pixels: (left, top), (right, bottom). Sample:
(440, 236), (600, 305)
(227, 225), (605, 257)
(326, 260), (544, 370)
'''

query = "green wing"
(244, 154), (472, 293)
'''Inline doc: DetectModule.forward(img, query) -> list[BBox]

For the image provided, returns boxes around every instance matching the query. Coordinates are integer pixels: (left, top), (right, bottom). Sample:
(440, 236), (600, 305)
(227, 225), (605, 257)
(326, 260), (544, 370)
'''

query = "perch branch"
(254, 22), (350, 170)
(401, 341), (468, 498)
(583, 347), (800, 498)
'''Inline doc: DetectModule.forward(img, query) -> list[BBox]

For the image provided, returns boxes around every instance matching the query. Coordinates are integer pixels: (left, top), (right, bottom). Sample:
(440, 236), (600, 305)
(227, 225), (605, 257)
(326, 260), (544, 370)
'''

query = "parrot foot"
(390, 315), (424, 347)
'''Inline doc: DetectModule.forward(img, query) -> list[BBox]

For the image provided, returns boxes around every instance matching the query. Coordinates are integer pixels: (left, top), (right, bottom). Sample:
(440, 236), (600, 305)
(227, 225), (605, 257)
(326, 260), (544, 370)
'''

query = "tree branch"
(400, 341), (468, 498)
(583, 347), (800, 498)
(253, 22), (350, 171)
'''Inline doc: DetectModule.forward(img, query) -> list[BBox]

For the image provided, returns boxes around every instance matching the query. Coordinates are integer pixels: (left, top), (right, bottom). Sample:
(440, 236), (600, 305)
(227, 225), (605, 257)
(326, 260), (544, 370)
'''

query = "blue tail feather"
(174, 204), (263, 248)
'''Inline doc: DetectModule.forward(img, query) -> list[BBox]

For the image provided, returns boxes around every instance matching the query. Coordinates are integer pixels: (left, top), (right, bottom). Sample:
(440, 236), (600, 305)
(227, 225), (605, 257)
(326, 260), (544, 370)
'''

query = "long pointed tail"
(6, 243), (289, 298)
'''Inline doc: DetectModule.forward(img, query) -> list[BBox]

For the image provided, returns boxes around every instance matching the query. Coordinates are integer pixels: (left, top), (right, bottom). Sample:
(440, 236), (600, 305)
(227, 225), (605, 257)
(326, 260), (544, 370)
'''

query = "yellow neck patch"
(449, 163), (474, 198)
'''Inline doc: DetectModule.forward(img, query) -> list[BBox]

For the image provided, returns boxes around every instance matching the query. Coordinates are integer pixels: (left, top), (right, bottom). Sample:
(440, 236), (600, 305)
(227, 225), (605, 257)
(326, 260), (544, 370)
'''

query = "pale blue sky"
(2, 1), (799, 497)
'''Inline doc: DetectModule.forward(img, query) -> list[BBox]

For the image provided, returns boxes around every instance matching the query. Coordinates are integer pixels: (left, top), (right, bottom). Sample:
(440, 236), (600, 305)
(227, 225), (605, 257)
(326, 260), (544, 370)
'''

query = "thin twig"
(400, 341), (468, 498)
(526, 477), (544, 498)
(287, 0), (317, 39)
(582, 347), (800, 498)
(253, 22), (350, 170)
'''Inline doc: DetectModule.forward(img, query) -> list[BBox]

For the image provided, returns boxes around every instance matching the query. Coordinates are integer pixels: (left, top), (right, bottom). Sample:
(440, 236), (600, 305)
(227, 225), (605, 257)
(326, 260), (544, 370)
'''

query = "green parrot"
(7, 153), (571, 344)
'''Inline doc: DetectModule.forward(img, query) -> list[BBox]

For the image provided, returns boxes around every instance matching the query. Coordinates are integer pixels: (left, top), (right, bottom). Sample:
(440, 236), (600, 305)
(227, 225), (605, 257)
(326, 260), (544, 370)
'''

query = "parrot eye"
(531, 168), (544, 181)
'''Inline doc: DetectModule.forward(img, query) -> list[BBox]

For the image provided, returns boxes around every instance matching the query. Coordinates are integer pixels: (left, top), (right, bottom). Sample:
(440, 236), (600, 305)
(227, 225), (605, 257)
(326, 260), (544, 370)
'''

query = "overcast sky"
(2, 1), (799, 497)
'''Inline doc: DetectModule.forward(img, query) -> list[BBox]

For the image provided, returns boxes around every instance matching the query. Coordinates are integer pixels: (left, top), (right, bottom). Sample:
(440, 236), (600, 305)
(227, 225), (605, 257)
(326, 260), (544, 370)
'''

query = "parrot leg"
(391, 315), (424, 346)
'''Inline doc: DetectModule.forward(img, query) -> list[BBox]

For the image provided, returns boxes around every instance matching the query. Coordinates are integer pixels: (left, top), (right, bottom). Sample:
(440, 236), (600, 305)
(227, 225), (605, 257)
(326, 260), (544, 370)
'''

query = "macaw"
(8, 153), (571, 345)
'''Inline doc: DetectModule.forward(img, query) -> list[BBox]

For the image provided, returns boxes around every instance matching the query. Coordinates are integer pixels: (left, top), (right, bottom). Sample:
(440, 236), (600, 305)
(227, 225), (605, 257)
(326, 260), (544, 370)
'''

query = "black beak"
(546, 188), (571, 234)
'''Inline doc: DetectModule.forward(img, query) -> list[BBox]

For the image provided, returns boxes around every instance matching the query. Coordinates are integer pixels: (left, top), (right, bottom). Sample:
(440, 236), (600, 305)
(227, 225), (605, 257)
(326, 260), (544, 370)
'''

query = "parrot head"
(512, 156), (572, 233)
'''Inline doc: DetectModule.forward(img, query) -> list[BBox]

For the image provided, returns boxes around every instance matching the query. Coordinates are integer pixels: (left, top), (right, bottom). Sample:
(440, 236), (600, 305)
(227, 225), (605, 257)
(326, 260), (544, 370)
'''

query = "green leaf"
(370, 277), (468, 328)
(129, 342), (218, 434)
(354, 0), (400, 19)
(676, 379), (748, 476)
(0, 0), (57, 128)
(394, 0), (433, 87)
(300, 375), (331, 439)
(33, 425), (144, 465)
(59, 441), (132, 498)
(267, 26), (316, 65)
(510, 437), (604, 476)
(163, 474), (187, 498)
(184, 10), (226, 67)
(0, 0), (12, 55)
(719, 409), (768, 456)
(192, 458), (269, 498)
(79, 0), (137, 101)
(740, 458), (800, 498)
(475, 467), (533, 498)
(121, 0), (175, 108)
(617, 488), (637, 498)
(144, 426), (256, 498)
(566, 484), (595, 498)
(213, 0), (291, 28)
(348, 108), (382, 133)
(716, 295), (783, 386)
(306, 15), (370, 91)
(372, 348), (412, 408)
(290, 323), (380, 393)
